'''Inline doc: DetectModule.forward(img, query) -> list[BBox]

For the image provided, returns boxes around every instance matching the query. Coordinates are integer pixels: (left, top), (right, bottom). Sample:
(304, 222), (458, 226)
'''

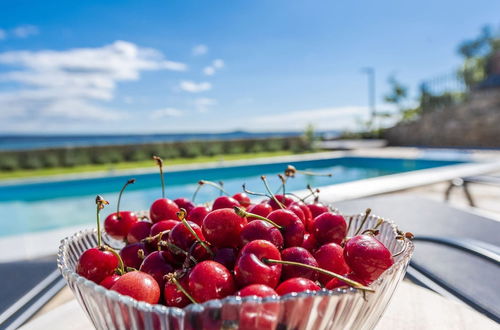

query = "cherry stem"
(242, 184), (270, 198)
(116, 179), (136, 218)
(178, 209), (214, 256)
(262, 258), (375, 293)
(192, 180), (229, 202)
(285, 165), (332, 178)
(278, 174), (286, 198)
(353, 208), (372, 236)
(297, 169), (332, 177)
(158, 241), (198, 264)
(261, 176), (285, 209)
(153, 155), (165, 199)
(218, 181), (225, 197)
(167, 274), (198, 304)
(306, 184), (321, 202)
(141, 230), (171, 244)
(95, 195), (109, 249)
(234, 207), (283, 230)
(104, 246), (126, 275)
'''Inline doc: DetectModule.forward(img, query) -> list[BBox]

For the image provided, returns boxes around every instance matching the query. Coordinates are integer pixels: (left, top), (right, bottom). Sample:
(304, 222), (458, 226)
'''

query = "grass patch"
(0, 151), (311, 181)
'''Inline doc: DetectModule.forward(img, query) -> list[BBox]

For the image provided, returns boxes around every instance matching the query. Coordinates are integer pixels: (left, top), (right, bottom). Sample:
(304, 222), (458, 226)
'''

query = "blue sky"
(0, 0), (499, 134)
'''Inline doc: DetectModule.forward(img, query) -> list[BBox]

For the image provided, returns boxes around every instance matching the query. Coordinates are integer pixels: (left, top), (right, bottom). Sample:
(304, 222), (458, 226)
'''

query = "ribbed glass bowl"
(57, 212), (413, 330)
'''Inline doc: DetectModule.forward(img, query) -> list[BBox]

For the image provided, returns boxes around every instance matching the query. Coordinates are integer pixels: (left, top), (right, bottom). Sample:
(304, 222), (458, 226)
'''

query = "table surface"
(21, 281), (499, 330)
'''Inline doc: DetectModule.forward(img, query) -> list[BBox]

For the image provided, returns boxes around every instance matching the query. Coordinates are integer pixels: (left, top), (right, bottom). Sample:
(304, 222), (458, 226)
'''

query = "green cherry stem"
(262, 258), (375, 293)
(260, 176), (285, 209)
(153, 155), (165, 199)
(354, 208), (372, 236)
(116, 178), (136, 218)
(177, 209), (214, 256)
(95, 195), (109, 249)
(192, 180), (229, 202)
(104, 245), (126, 275)
(157, 241), (198, 264)
(166, 273), (198, 304)
(242, 184), (270, 198)
(234, 207), (283, 230)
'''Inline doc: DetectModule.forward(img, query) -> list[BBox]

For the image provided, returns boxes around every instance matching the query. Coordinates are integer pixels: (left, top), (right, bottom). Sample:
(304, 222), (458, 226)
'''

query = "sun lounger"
(445, 175), (500, 206)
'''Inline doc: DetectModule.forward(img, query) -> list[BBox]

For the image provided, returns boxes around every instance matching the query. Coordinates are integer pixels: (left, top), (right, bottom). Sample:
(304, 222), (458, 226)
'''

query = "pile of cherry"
(77, 157), (404, 310)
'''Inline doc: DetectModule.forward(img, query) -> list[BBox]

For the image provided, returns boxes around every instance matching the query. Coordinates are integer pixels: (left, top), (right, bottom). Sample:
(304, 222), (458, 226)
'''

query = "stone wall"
(384, 88), (500, 147)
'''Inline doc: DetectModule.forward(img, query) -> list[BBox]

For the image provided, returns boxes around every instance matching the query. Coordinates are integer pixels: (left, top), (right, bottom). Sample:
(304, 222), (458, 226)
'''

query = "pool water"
(0, 157), (462, 237)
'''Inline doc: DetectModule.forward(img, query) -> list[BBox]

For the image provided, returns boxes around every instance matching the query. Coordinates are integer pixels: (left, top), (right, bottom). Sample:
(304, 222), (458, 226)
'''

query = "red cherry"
(139, 251), (174, 288)
(174, 197), (196, 214)
(234, 240), (282, 288)
(314, 243), (350, 285)
(325, 273), (371, 290)
(214, 248), (238, 270)
(267, 209), (305, 247)
(232, 192), (251, 208)
(186, 205), (210, 227)
(150, 219), (178, 237)
(237, 284), (278, 297)
(275, 277), (320, 295)
(307, 202), (329, 219)
(188, 261), (235, 303)
(290, 201), (313, 226)
(267, 195), (293, 210)
(120, 242), (148, 269)
(202, 208), (247, 248)
(126, 221), (152, 244)
(344, 235), (394, 282)
(240, 220), (284, 249)
(280, 247), (319, 281)
(164, 275), (192, 308)
(104, 211), (138, 241)
(301, 233), (318, 253)
(286, 204), (306, 225)
(100, 274), (120, 289)
(246, 203), (273, 221)
(77, 247), (119, 283)
(238, 284), (279, 330)
(111, 271), (160, 304)
(311, 212), (347, 245)
(150, 198), (180, 223)
(168, 220), (209, 260)
(212, 196), (241, 211)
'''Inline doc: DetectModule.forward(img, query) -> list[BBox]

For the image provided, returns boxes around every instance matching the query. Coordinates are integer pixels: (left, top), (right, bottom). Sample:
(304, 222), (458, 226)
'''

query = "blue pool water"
(0, 157), (463, 237)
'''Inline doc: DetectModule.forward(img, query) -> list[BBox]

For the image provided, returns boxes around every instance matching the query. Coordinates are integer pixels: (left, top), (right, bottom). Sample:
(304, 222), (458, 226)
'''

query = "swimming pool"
(0, 156), (463, 237)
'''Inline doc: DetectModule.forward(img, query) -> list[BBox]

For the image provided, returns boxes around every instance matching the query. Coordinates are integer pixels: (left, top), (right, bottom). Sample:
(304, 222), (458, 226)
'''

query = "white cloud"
(249, 106), (371, 130)
(11, 25), (39, 38)
(179, 80), (212, 93)
(150, 107), (184, 119)
(0, 40), (187, 130)
(193, 98), (217, 112)
(202, 59), (224, 76)
(192, 44), (208, 56)
(0, 29), (6, 40)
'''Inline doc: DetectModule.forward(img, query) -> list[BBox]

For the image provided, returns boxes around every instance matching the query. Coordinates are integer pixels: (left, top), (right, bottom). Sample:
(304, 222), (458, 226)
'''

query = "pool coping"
(1, 148), (500, 262)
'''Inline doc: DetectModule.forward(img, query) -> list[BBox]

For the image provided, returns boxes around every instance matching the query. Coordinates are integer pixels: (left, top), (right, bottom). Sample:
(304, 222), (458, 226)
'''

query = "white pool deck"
(2, 147), (500, 262)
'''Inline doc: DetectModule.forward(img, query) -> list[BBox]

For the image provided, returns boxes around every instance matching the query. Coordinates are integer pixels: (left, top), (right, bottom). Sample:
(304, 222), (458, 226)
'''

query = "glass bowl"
(57, 212), (414, 330)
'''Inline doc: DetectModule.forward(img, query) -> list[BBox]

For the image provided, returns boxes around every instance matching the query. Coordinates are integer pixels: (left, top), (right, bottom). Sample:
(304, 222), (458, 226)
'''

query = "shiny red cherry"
(311, 212), (347, 245)
(188, 261), (235, 303)
(232, 192), (251, 208)
(275, 277), (320, 295)
(325, 272), (371, 290)
(174, 197), (196, 214)
(240, 220), (284, 249)
(286, 204), (306, 225)
(111, 271), (160, 304)
(120, 242), (148, 269)
(237, 284), (278, 298)
(212, 196), (241, 211)
(202, 208), (247, 248)
(344, 235), (394, 282)
(168, 221), (208, 261)
(267, 195), (293, 210)
(104, 211), (138, 241)
(314, 243), (350, 285)
(280, 247), (319, 281)
(150, 219), (178, 237)
(126, 221), (152, 244)
(150, 198), (180, 223)
(100, 274), (121, 289)
(301, 233), (318, 253)
(290, 201), (313, 227)
(186, 205), (210, 227)
(214, 248), (238, 270)
(238, 284), (279, 330)
(246, 203), (273, 221)
(307, 202), (329, 219)
(267, 209), (305, 247)
(234, 240), (282, 288)
(77, 247), (119, 283)
(164, 275), (192, 308)
(139, 251), (174, 288)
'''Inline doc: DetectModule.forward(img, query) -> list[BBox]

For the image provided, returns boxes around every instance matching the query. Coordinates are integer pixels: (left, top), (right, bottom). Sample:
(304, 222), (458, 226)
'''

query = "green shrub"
(0, 153), (19, 171)
(20, 153), (43, 169)
(41, 153), (60, 168)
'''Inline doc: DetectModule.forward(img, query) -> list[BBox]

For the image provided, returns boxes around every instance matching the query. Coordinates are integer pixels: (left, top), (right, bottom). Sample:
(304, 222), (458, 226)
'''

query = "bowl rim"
(57, 212), (414, 316)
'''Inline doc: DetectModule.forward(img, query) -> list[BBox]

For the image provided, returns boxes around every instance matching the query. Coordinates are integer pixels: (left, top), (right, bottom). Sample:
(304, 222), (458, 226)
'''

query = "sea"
(0, 131), (340, 151)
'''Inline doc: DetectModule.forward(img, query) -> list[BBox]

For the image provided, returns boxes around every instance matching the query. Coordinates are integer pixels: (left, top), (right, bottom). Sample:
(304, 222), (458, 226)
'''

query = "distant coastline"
(0, 131), (340, 151)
